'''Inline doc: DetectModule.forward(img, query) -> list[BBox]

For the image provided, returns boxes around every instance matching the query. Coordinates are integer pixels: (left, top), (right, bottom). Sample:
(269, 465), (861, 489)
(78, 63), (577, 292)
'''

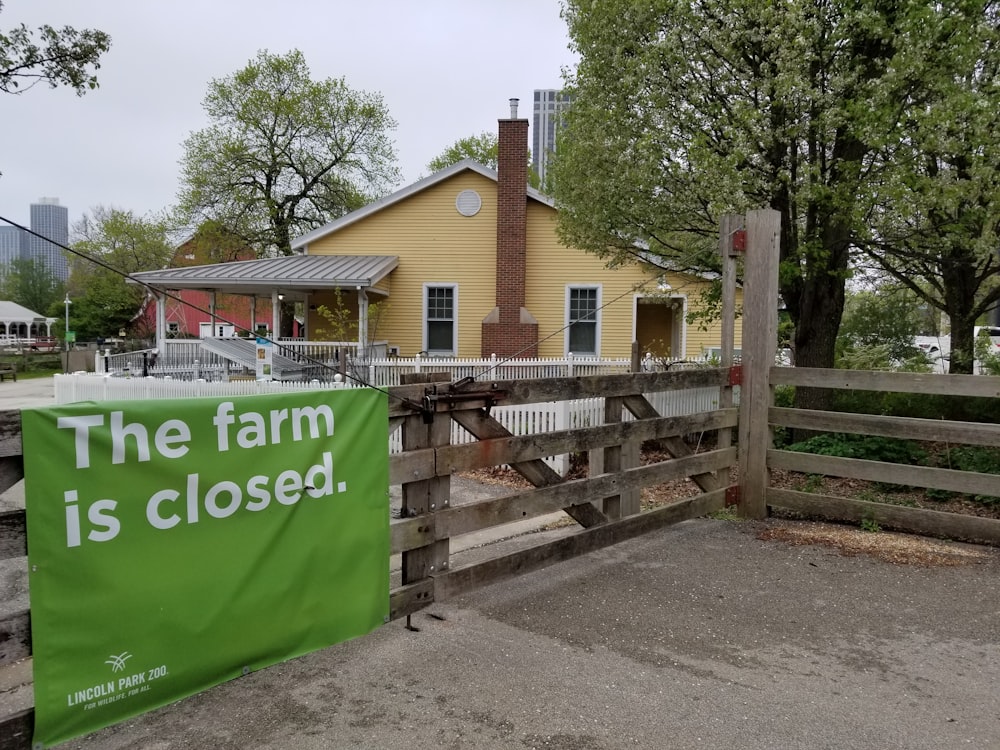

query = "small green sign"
(23, 389), (389, 747)
(65, 331), (75, 343)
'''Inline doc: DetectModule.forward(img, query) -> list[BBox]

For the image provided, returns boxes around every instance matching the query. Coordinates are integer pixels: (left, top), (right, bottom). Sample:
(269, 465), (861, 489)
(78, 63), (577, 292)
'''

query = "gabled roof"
(291, 158), (554, 251)
(128, 255), (398, 299)
(0, 301), (52, 321)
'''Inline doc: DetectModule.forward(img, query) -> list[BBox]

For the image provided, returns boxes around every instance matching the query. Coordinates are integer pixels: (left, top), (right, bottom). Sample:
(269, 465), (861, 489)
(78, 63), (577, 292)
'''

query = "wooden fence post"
(718, 214), (743, 487)
(399, 373), (452, 589)
(737, 209), (780, 518)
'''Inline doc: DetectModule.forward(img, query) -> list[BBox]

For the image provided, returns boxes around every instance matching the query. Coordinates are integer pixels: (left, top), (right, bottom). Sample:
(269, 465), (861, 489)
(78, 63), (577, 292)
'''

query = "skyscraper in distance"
(25, 197), (69, 282)
(531, 89), (573, 188)
(0, 226), (23, 270)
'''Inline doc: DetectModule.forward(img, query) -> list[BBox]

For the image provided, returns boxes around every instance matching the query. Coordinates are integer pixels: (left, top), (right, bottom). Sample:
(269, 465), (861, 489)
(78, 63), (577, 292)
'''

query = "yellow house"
(292, 103), (740, 361)
(132, 102), (741, 362)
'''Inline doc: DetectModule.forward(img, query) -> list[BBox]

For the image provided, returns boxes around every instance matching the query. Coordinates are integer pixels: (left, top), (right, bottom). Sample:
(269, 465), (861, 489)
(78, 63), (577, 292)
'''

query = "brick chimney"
(482, 98), (539, 357)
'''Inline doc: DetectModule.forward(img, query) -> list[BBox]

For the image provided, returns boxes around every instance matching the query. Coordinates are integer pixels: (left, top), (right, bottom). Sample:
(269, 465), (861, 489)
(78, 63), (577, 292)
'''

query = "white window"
(566, 285), (600, 356)
(424, 284), (457, 355)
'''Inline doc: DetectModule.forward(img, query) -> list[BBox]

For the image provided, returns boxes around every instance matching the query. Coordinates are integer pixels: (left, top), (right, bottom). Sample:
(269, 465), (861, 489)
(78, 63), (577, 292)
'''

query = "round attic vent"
(455, 189), (482, 217)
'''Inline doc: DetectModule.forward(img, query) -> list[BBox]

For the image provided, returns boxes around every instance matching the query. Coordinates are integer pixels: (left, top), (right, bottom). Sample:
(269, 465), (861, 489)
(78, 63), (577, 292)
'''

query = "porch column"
(209, 292), (217, 337)
(357, 288), (368, 356)
(271, 291), (281, 339)
(156, 292), (167, 352)
(250, 297), (257, 337)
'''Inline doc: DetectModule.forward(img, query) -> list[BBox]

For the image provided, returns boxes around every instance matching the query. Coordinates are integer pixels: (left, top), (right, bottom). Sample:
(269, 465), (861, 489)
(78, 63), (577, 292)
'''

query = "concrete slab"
(47, 518), (1000, 750)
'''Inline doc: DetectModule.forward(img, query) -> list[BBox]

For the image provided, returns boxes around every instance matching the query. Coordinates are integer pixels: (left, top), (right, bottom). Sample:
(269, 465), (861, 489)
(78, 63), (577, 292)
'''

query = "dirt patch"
(754, 520), (992, 567)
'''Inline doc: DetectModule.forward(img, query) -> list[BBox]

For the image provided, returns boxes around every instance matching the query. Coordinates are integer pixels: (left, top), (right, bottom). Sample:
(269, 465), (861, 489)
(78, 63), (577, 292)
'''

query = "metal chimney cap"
(509, 98), (519, 118)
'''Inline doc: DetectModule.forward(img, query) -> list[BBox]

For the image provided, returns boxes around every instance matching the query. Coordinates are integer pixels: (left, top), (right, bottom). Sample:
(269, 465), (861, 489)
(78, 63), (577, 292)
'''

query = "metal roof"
(128, 255), (398, 300)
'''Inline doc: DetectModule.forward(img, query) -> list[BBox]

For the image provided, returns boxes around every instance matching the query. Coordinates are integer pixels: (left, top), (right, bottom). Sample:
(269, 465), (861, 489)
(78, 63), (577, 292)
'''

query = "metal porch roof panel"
(129, 255), (398, 292)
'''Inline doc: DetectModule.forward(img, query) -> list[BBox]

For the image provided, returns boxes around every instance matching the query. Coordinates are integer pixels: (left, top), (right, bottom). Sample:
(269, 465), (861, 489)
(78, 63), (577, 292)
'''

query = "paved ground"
(4, 377), (1000, 748)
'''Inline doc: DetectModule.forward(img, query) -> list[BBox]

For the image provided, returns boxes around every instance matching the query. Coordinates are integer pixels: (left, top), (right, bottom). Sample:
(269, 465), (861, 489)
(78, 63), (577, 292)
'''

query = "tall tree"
(855, 2), (1000, 374)
(68, 207), (174, 341)
(428, 132), (499, 172)
(177, 49), (400, 257)
(0, 257), (63, 314)
(427, 132), (541, 187)
(0, 1), (110, 95)
(552, 0), (966, 401)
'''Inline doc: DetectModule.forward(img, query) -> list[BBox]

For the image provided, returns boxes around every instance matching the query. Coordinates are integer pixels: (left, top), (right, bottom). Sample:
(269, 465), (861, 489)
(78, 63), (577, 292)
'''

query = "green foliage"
(552, 0), (1000, 388)
(0, 257), (64, 315)
(934, 446), (1000, 507)
(836, 287), (928, 364)
(860, 513), (882, 534)
(853, 5), (1000, 375)
(427, 131), (540, 189)
(427, 132), (498, 172)
(68, 207), (174, 341)
(0, 3), (110, 95)
(974, 329), (1000, 375)
(786, 433), (927, 466)
(178, 49), (400, 256)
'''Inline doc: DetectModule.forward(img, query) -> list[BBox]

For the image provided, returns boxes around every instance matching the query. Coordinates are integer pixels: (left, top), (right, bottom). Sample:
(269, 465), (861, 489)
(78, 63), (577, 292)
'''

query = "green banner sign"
(23, 389), (389, 747)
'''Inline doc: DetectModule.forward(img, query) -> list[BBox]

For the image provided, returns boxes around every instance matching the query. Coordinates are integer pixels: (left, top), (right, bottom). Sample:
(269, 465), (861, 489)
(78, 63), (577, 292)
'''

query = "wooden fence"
(765, 367), (1000, 544)
(0, 366), (740, 746)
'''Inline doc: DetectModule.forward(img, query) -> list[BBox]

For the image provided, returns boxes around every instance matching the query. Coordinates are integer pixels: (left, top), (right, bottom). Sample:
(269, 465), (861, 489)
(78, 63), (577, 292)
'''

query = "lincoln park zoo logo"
(66, 652), (170, 709)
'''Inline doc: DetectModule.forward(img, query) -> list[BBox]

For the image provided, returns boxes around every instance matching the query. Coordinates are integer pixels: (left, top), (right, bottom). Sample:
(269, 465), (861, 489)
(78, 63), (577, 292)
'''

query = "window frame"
(564, 284), (601, 357)
(423, 283), (458, 356)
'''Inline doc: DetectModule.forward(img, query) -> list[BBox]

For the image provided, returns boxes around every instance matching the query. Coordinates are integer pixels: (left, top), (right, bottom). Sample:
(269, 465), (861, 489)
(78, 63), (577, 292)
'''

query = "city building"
(24, 198), (69, 282)
(0, 226), (23, 270)
(531, 89), (572, 188)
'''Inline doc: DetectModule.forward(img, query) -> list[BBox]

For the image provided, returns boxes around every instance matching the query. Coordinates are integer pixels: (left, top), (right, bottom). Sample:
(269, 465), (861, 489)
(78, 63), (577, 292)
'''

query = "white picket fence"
(54, 373), (729, 476)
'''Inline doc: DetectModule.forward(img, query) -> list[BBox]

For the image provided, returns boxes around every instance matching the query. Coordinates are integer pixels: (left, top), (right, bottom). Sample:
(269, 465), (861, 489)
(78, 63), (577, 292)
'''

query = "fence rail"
(764, 366), (1000, 544)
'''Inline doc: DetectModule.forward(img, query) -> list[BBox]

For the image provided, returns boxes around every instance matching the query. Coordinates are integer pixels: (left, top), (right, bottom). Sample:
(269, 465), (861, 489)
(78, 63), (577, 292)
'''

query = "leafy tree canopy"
(177, 49), (400, 257)
(68, 207), (174, 341)
(552, 0), (997, 387)
(0, 257), (64, 315)
(427, 131), (541, 188)
(0, 1), (110, 95)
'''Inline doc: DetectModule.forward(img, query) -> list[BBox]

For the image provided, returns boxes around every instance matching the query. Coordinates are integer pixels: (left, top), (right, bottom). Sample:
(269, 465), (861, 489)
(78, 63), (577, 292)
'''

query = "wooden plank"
(0, 511), (25, 561)
(601, 396), (624, 519)
(433, 488), (728, 600)
(0, 707), (32, 750)
(767, 488), (1000, 545)
(389, 579), (434, 621)
(388, 447), (435, 486)
(622, 394), (719, 493)
(769, 407), (1000, 448)
(0, 610), (30, 666)
(435, 449), (735, 539)
(390, 516), (434, 556)
(399, 407), (451, 584)
(0, 412), (22, 459)
(770, 367), (1000, 398)
(386, 368), (730, 414)
(437, 409), (738, 475)
(449, 409), (607, 528)
(768, 449), (1000, 498)
(738, 209), (781, 519)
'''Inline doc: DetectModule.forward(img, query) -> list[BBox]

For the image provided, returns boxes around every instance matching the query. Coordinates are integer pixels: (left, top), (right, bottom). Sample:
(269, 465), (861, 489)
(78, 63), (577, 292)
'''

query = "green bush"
(785, 432), (927, 465)
(933, 446), (1000, 507)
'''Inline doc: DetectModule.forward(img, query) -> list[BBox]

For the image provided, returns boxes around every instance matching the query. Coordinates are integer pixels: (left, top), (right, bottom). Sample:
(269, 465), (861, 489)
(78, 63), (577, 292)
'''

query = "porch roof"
(129, 255), (399, 300)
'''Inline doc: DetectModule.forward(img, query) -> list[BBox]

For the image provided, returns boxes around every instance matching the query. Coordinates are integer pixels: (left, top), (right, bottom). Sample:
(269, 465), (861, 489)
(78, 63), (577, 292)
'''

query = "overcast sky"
(0, 0), (577, 231)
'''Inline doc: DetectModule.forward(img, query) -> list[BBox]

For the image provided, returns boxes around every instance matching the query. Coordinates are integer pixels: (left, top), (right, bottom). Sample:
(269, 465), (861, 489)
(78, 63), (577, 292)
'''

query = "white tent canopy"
(0, 301), (56, 340)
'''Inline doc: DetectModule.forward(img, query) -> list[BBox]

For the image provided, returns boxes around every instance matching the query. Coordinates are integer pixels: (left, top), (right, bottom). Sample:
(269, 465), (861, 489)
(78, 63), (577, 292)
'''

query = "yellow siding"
(303, 168), (743, 359)
(306, 172), (498, 357)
